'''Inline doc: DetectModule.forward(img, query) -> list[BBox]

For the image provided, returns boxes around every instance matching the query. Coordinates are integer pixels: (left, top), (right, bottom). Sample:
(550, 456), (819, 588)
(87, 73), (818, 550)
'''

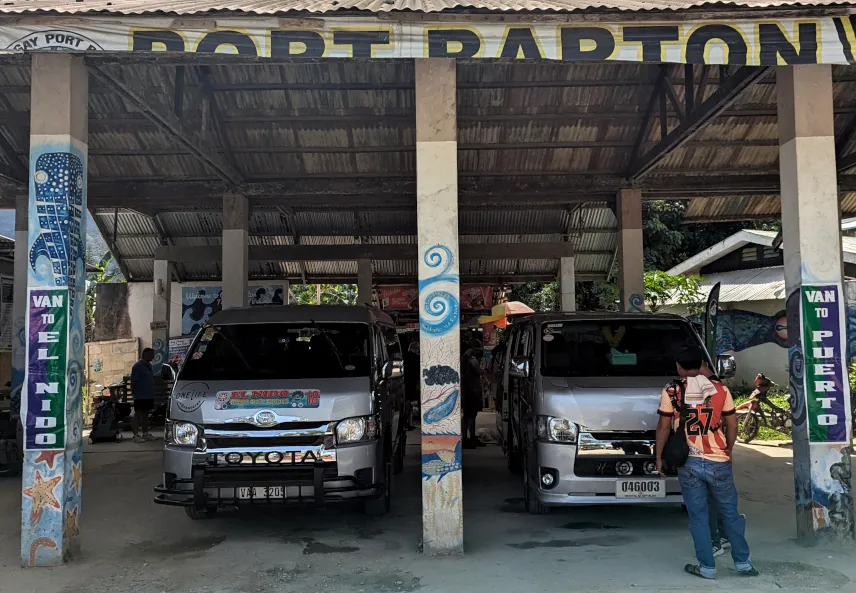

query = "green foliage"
(506, 282), (559, 312)
(644, 270), (705, 314)
(85, 251), (124, 342)
(290, 284), (358, 306)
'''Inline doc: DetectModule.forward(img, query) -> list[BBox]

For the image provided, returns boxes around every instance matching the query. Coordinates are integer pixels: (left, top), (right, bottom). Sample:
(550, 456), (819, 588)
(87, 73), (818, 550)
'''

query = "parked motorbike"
(736, 373), (793, 443)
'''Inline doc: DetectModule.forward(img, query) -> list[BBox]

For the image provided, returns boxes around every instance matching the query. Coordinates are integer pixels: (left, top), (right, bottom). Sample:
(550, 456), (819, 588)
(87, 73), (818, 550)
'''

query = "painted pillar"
(617, 188), (644, 313)
(778, 65), (854, 542)
(415, 58), (463, 554)
(151, 260), (172, 375)
(559, 256), (575, 312)
(222, 194), (248, 309)
(12, 194), (27, 393)
(357, 259), (372, 306)
(22, 53), (87, 566)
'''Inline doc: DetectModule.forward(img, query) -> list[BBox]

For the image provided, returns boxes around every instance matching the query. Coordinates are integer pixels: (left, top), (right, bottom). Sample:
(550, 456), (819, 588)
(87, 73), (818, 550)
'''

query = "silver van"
(154, 305), (406, 519)
(496, 312), (735, 514)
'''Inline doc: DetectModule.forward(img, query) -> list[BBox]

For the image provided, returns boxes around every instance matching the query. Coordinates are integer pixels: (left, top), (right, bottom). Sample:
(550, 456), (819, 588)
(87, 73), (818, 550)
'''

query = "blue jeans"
(678, 456), (752, 578)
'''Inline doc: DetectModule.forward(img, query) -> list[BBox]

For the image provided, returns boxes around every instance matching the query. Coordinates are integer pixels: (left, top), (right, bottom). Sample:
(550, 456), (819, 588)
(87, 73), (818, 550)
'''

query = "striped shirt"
(658, 379), (736, 463)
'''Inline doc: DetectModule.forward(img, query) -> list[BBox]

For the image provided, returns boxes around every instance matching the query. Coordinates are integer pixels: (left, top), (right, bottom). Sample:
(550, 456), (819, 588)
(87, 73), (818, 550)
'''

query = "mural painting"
(181, 284), (285, 335)
(22, 140), (87, 565)
(418, 245), (462, 553)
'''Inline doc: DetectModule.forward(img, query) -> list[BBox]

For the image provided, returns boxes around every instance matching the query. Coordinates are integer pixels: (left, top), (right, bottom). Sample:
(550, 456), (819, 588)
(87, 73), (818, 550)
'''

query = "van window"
(540, 320), (701, 377)
(179, 323), (370, 381)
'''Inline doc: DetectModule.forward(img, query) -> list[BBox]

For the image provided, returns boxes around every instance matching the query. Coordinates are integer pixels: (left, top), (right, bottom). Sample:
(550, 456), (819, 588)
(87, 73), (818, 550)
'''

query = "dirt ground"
(1, 427), (855, 593)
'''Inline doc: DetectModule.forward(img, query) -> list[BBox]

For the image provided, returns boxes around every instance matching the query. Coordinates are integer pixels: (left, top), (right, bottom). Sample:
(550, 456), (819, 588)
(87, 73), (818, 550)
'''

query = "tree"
(290, 284), (358, 305)
(85, 251), (124, 342)
(644, 270), (705, 313)
(506, 282), (558, 312)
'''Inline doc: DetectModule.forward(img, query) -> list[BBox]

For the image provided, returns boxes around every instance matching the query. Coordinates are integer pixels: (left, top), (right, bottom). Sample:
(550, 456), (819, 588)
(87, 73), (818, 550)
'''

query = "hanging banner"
(2, 17), (856, 65)
(23, 287), (69, 450)
(800, 285), (851, 444)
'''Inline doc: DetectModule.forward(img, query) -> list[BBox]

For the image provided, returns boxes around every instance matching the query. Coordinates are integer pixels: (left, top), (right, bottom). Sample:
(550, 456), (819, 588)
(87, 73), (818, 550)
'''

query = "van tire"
(523, 455), (550, 515)
(393, 431), (406, 475)
(507, 430), (522, 474)
(184, 506), (217, 520)
(365, 442), (393, 516)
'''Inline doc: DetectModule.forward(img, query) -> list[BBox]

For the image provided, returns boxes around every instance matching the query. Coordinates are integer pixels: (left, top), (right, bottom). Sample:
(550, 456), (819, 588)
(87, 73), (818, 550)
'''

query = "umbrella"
(477, 301), (535, 328)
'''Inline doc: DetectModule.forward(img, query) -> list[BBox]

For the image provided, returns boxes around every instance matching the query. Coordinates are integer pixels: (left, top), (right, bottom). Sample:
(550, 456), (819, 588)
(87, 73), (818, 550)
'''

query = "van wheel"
(393, 431), (406, 475)
(507, 431), (522, 474)
(364, 461), (392, 516)
(184, 506), (218, 520)
(523, 454), (550, 515)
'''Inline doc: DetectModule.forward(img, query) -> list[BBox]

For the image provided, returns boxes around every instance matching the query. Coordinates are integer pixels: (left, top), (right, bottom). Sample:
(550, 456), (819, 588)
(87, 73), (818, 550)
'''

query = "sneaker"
(712, 542), (725, 558)
(132, 435), (146, 444)
(737, 566), (759, 577)
(143, 433), (159, 441)
(718, 536), (731, 550)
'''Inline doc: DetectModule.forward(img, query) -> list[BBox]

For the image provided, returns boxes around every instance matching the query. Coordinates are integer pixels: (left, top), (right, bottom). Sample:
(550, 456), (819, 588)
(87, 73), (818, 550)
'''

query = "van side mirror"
(161, 364), (176, 382)
(509, 356), (530, 379)
(716, 355), (736, 380)
(384, 360), (403, 379)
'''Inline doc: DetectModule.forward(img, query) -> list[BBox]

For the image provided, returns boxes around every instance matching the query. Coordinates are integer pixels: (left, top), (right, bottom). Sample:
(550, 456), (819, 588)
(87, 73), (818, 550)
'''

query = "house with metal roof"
(666, 228), (856, 386)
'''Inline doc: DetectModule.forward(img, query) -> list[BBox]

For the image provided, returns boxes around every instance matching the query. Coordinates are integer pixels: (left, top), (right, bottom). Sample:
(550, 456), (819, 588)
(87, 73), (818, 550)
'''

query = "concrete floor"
(1, 432), (855, 593)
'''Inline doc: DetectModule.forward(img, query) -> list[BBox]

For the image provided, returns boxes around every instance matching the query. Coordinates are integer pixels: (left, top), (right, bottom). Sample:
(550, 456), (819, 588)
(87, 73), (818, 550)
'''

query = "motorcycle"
(735, 373), (793, 443)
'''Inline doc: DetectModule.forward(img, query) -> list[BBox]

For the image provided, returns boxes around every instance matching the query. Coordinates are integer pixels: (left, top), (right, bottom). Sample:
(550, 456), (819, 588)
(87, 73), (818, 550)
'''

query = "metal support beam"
(174, 66), (185, 117)
(89, 208), (133, 280)
(150, 213), (185, 283)
(198, 66), (242, 178)
(88, 64), (243, 185)
(152, 242), (591, 263)
(627, 66), (771, 181)
(276, 205), (308, 284)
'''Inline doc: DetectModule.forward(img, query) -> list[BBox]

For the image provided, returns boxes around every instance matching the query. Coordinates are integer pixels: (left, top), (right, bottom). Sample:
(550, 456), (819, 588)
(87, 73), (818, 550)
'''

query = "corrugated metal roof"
(0, 0), (847, 14)
(689, 266), (787, 303)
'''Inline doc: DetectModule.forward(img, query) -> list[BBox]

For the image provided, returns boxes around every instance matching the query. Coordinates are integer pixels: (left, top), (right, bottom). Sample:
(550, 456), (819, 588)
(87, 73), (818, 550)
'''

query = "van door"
(498, 326), (520, 448)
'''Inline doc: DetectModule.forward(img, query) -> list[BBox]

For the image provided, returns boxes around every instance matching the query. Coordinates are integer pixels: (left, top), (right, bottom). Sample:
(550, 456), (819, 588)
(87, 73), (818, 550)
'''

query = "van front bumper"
(154, 441), (383, 508)
(531, 438), (683, 506)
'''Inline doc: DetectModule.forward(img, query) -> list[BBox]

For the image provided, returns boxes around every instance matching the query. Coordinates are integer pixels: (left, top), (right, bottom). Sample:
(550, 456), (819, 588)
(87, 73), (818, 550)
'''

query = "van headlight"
(166, 421), (199, 447)
(537, 416), (578, 443)
(336, 416), (379, 444)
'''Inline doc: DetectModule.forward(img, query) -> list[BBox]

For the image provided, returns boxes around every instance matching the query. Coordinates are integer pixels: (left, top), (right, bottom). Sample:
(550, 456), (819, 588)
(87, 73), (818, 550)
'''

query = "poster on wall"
(181, 284), (285, 335)
(168, 337), (194, 366)
(381, 285), (491, 312)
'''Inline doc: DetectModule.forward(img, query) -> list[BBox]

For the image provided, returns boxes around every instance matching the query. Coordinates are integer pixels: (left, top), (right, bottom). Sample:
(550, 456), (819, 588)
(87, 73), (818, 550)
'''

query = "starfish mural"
(34, 450), (63, 470)
(23, 471), (62, 525)
(64, 507), (80, 540)
(70, 461), (82, 493)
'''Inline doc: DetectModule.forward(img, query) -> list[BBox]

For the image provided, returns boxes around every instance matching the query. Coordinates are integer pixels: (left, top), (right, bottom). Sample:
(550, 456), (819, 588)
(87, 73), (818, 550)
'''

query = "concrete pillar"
(559, 256), (575, 312)
(12, 194), (27, 393)
(22, 54), (87, 566)
(151, 260), (172, 375)
(617, 188), (644, 313)
(415, 58), (462, 554)
(778, 65), (854, 543)
(357, 259), (372, 306)
(222, 194), (248, 309)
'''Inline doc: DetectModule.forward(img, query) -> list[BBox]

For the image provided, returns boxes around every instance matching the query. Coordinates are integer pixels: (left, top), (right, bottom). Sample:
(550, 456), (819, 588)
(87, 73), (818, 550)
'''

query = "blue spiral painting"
(419, 245), (460, 336)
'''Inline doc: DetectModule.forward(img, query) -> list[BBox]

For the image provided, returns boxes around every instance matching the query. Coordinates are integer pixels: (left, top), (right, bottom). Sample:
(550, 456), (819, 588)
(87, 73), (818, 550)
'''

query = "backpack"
(89, 399), (121, 443)
(662, 380), (690, 468)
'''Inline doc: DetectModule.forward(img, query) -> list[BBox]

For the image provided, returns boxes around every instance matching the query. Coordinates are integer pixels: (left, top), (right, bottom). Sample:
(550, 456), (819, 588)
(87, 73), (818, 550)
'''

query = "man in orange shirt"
(655, 347), (758, 580)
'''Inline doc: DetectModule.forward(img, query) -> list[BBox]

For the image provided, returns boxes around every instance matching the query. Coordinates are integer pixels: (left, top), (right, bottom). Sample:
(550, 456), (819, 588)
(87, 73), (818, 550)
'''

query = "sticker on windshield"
(200, 327), (216, 342)
(547, 323), (563, 328)
(214, 389), (321, 410)
(610, 348), (637, 366)
(542, 334), (555, 342)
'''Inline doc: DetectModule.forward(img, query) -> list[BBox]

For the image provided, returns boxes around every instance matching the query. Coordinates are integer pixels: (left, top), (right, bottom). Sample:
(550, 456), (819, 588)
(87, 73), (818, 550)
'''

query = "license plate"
(237, 486), (285, 500)
(615, 479), (665, 499)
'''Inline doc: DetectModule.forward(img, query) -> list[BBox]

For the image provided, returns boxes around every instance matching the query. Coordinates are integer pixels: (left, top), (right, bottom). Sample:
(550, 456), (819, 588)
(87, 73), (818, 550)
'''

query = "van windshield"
(179, 323), (371, 381)
(540, 320), (702, 377)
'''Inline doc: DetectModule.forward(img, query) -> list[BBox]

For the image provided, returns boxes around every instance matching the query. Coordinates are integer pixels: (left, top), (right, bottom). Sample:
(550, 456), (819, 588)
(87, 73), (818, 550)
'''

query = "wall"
(665, 299), (789, 388)
(84, 337), (139, 414)
(126, 281), (290, 348)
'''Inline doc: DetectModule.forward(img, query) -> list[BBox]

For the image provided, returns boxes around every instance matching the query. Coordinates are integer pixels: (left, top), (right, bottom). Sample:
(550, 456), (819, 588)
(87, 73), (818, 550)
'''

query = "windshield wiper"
(309, 319), (347, 372)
